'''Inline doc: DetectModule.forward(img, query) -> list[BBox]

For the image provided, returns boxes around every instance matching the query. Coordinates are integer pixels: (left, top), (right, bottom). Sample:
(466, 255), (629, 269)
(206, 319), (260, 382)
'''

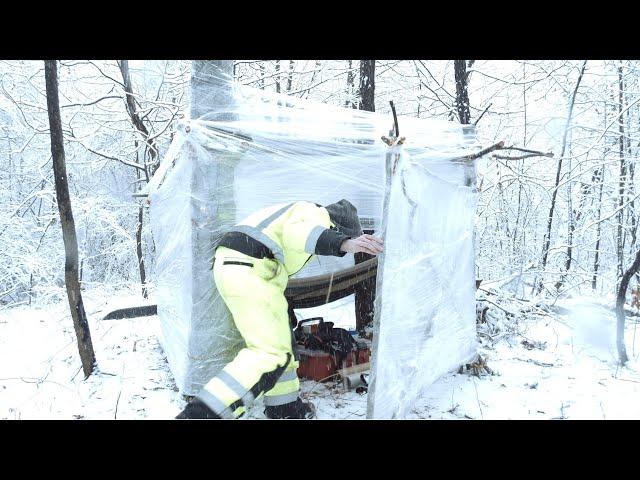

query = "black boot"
(176, 398), (221, 419)
(264, 398), (316, 419)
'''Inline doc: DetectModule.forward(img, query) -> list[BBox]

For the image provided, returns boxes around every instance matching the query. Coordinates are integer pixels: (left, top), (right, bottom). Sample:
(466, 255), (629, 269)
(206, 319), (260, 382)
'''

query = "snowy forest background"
(4, 60), (640, 420)
(2, 60), (638, 310)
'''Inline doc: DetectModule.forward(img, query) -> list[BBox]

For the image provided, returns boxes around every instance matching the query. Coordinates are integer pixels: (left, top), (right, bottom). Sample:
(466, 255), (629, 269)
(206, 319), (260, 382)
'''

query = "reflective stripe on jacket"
(228, 201), (351, 276)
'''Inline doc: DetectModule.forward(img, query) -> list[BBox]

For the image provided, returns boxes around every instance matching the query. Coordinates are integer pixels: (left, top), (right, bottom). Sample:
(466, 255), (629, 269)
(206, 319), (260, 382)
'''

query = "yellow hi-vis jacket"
(226, 201), (351, 276)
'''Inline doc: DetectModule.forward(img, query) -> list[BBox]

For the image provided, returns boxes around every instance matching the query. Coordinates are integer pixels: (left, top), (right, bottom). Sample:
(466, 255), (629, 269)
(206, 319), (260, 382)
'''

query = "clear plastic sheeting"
(367, 148), (479, 419)
(147, 65), (480, 405)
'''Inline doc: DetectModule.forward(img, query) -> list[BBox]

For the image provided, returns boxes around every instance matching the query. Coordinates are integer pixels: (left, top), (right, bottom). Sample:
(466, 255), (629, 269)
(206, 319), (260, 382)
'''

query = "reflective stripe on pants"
(264, 367), (300, 406)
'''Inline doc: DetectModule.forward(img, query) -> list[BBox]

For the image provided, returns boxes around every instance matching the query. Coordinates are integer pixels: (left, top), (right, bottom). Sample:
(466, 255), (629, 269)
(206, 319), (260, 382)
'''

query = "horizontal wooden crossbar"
(285, 257), (378, 308)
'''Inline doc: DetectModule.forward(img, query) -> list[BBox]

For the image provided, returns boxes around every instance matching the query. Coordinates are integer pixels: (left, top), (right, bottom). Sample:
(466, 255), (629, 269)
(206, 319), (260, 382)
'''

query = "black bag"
(294, 317), (361, 367)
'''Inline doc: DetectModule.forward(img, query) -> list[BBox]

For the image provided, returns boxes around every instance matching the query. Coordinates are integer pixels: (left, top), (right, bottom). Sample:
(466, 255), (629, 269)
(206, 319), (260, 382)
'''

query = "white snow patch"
(2, 290), (640, 420)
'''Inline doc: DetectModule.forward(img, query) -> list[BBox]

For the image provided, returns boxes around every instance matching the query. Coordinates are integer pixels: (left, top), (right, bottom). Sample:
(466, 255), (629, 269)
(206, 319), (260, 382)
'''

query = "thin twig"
(0, 377), (74, 391)
(70, 365), (83, 381)
(454, 141), (505, 162)
(473, 103), (492, 126)
(61, 95), (122, 109)
(512, 357), (555, 368)
(500, 146), (555, 156)
(114, 390), (122, 420)
(324, 271), (335, 305)
(480, 297), (518, 316)
(493, 152), (554, 161)
(472, 377), (483, 420)
(617, 378), (640, 384)
(81, 145), (146, 172)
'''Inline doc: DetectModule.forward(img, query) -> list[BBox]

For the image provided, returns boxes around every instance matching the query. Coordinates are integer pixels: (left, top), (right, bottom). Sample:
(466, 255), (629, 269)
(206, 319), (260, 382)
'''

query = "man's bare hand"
(340, 234), (384, 256)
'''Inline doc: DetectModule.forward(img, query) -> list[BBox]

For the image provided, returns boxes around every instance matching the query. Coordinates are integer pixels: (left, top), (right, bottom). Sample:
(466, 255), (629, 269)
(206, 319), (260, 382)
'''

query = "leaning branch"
(82, 146), (147, 172)
(454, 141), (505, 162)
(61, 95), (122, 109)
(493, 147), (554, 161)
(473, 103), (492, 126)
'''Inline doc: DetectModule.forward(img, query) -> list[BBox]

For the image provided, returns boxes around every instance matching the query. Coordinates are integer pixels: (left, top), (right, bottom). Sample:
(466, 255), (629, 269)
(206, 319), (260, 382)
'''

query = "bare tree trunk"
(557, 134), (595, 291)
(563, 139), (574, 284)
(275, 60), (281, 93)
(259, 62), (266, 90)
(345, 60), (356, 109)
(453, 60), (481, 316)
(617, 64), (627, 284)
(358, 60), (375, 112)
(593, 101), (608, 291)
(557, 165), (591, 290)
(417, 77), (422, 118)
(592, 164), (605, 291)
(44, 60), (96, 379)
(454, 60), (471, 124)
(512, 64), (527, 259)
(355, 60), (376, 331)
(118, 60), (155, 180)
(136, 204), (148, 298)
(538, 60), (587, 294)
(616, 247), (640, 364)
(512, 169), (524, 257)
(523, 62), (528, 145)
(627, 102), (637, 248)
(286, 60), (294, 93)
(118, 60), (152, 298)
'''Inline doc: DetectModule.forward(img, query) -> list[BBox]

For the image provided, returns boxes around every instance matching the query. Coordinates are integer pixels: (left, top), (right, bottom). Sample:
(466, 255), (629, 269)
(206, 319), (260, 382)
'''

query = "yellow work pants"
(196, 246), (300, 418)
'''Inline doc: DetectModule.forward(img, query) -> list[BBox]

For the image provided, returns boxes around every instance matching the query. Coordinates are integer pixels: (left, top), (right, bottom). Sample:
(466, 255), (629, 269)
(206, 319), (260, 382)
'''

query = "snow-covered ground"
(2, 287), (640, 420)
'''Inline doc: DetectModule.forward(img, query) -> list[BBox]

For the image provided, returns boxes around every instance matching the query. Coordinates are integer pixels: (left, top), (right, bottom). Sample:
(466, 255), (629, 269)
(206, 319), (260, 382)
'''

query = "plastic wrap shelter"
(146, 64), (481, 418)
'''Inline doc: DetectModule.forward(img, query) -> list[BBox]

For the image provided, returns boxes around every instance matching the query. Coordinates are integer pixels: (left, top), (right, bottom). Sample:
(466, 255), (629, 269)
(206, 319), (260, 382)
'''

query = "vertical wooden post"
(355, 60), (377, 332)
(354, 237), (376, 332)
(367, 127), (396, 419)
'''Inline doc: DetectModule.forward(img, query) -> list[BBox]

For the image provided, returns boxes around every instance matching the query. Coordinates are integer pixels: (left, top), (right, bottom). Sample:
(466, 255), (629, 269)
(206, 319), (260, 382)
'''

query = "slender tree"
(286, 60), (294, 93)
(259, 62), (266, 90)
(354, 60), (376, 331)
(454, 60), (471, 124)
(118, 60), (157, 179)
(592, 100), (609, 291)
(592, 164), (605, 291)
(118, 60), (153, 298)
(44, 60), (96, 378)
(358, 60), (375, 112)
(135, 201), (147, 298)
(626, 94), (637, 249)
(345, 60), (356, 109)
(617, 63), (627, 283)
(538, 61), (587, 294)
